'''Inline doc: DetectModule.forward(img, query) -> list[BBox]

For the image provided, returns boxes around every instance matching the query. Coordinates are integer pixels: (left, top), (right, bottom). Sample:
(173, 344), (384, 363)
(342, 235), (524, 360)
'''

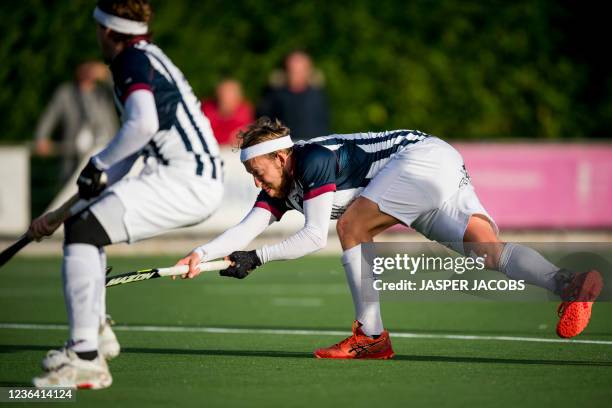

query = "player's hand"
(77, 159), (107, 199)
(28, 212), (62, 241)
(220, 250), (261, 279)
(173, 251), (202, 280)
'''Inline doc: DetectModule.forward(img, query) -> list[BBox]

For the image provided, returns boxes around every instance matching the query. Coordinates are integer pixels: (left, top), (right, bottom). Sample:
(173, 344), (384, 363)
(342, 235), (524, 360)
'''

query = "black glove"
(77, 159), (107, 199)
(220, 250), (262, 279)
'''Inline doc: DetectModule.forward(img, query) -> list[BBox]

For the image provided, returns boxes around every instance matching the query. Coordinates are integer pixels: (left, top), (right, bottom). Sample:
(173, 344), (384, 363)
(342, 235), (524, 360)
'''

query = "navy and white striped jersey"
(110, 39), (221, 178)
(254, 130), (430, 219)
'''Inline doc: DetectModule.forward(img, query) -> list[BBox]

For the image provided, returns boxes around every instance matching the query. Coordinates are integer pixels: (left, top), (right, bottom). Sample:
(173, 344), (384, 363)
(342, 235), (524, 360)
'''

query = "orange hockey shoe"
(556, 270), (603, 339)
(314, 321), (395, 359)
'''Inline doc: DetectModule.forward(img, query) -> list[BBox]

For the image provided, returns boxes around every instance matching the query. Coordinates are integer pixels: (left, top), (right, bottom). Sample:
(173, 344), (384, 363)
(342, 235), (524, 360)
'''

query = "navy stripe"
(174, 120), (204, 176)
(353, 137), (423, 187)
(145, 49), (221, 181)
(316, 130), (426, 147)
(181, 99), (210, 154)
(148, 140), (169, 165)
(174, 119), (193, 151)
(368, 137), (421, 162)
(209, 156), (217, 179)
(146, 52), (211, 155)
(194, 154), (205, 176)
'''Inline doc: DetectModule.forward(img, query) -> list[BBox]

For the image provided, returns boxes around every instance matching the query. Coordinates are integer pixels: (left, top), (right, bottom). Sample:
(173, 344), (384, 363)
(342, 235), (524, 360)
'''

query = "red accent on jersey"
(122, 83), (153, 102)
(254, 201), (284, 220)
(304, 183), (336, 200)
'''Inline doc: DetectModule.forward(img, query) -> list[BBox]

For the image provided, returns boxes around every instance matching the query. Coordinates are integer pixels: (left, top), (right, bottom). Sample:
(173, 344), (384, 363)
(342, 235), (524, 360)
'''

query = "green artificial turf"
(0, 255), (611, 407)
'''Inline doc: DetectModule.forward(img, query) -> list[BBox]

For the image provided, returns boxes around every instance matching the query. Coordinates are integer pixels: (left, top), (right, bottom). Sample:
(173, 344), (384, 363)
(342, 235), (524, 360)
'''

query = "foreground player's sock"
(98, 248), (107, 327)
(342, 245), (383, 337)
(63, 243), (104, 352)
(498, 243), (558, 292)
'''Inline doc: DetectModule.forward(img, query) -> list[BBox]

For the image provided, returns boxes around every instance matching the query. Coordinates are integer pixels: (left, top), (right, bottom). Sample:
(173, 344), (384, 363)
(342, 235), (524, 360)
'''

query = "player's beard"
(276, 167), (293, 199)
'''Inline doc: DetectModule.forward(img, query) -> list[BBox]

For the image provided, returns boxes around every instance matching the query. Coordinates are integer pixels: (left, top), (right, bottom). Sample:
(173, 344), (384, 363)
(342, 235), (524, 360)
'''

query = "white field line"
(1, 322), (611, 345)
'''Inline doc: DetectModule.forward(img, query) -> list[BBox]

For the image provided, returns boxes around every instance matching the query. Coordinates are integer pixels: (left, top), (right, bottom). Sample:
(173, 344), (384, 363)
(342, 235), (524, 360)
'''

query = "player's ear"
(276, 150), (289, 167)
(96, 23), (111, 37)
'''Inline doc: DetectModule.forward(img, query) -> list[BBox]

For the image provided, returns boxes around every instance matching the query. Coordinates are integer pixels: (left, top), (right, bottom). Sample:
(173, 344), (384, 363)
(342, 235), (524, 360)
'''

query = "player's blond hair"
(237, 117), (293, 157)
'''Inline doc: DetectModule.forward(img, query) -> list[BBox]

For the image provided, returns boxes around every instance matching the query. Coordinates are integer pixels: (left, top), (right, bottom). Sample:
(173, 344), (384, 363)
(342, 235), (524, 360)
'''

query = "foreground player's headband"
(240, 136), (294, 162)
(93, 7), (149, 35)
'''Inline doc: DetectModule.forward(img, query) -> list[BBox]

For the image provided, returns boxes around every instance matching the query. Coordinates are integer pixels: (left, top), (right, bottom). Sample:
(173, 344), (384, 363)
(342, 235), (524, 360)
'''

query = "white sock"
(498, 243), (559, 292)
(62, 243), (104, 352)
(99, 248), (107, 327)
(342, 245), (384, 337)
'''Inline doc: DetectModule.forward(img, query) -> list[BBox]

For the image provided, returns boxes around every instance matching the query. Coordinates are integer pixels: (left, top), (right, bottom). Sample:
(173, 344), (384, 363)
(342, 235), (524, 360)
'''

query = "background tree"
(0, 0), (609, 142)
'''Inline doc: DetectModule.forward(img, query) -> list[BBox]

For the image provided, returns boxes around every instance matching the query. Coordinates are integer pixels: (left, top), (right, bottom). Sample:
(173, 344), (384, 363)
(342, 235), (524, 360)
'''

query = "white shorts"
(90, 164), (223, 244)
(360, 137), (497, 254)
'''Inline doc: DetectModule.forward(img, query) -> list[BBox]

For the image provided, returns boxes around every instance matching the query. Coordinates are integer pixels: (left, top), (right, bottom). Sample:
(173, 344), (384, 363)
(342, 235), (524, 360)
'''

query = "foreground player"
(177, 118), (602, 359)
(30, 0), (223, 388)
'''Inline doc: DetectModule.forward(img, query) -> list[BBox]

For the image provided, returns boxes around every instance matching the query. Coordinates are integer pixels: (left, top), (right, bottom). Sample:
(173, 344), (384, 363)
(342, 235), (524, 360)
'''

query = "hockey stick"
(0, 194), (88, 268)
(0, 235), (32, 268)
(105, 260), (232, 288)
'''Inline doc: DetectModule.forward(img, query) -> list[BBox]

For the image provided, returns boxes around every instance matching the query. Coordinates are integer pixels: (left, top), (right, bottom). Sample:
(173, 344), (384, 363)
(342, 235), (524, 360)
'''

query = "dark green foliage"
(0, 0), (609, 141)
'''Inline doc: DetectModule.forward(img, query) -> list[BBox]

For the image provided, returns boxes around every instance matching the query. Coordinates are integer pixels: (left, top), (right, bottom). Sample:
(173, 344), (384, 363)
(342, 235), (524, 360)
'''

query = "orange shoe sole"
(313, 349), (395, 359)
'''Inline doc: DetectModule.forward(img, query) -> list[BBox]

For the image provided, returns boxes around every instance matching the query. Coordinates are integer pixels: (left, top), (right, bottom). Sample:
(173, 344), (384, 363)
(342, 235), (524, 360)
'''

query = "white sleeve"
(193, 207), (276, 262)
(256, 192), (333, 263)
(92, 90), (159, 170)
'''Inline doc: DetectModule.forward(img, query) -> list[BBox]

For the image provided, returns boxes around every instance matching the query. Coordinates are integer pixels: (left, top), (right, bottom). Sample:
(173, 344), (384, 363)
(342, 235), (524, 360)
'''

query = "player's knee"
(336, 216), (350, 240)
(64, 211), (111, 247)
(336, 215), (367, 242)
(463, 214), (498, 243)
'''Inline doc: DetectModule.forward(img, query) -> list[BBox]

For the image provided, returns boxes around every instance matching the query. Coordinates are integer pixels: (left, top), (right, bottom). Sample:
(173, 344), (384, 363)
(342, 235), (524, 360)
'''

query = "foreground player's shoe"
(99, 315), (120, 360)
(41, 345), (73, 372)
(556, 270), (603, 338)
(33, 349), (112, 389)
(314, 321), (395, 359)
(42, 316), (120, 371)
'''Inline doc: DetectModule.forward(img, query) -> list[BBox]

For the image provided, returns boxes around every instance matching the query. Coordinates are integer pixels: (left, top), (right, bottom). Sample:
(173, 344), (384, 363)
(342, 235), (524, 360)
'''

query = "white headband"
(93, 7), (149, 35)
(240, 136), (294, 162)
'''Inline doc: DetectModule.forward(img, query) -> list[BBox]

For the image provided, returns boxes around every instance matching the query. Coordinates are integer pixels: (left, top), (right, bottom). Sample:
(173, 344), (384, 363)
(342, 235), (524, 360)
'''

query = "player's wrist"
(77, 159), (108, 199)
(193, 247), (207, 262)
(90, 156), (109, 171)
(255, 248), (266, 265)
(247, 250), (262, 267)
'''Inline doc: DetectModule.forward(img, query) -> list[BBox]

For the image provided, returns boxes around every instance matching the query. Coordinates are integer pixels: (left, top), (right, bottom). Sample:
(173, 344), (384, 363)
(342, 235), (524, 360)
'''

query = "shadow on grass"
(2, 344), (611, 367)
(392, 354), (612, 367)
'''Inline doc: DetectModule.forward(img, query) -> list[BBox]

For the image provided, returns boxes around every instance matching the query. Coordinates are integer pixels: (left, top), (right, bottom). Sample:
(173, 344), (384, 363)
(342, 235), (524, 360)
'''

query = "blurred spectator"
(257, 50), (329, 141)
(34, 61), (118, 181)
(202, 79), (254, 146)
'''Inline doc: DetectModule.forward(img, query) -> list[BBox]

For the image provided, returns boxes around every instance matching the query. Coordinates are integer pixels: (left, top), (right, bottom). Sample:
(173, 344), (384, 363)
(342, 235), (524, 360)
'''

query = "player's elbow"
(136, 116), (159, 136)
(305, 226), (328, 252)
(316, 231), (328, 249)
(311, 237), (327, 252)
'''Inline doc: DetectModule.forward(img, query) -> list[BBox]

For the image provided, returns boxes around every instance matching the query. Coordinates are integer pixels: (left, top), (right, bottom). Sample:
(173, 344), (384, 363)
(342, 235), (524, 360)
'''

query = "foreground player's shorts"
(91, 162), (224, 244)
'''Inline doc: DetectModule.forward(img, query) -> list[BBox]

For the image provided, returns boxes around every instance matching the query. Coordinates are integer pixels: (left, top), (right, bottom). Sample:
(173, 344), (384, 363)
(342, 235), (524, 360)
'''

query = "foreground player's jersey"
(255, 130), (430, 219)
(110, 39), (221, 179)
